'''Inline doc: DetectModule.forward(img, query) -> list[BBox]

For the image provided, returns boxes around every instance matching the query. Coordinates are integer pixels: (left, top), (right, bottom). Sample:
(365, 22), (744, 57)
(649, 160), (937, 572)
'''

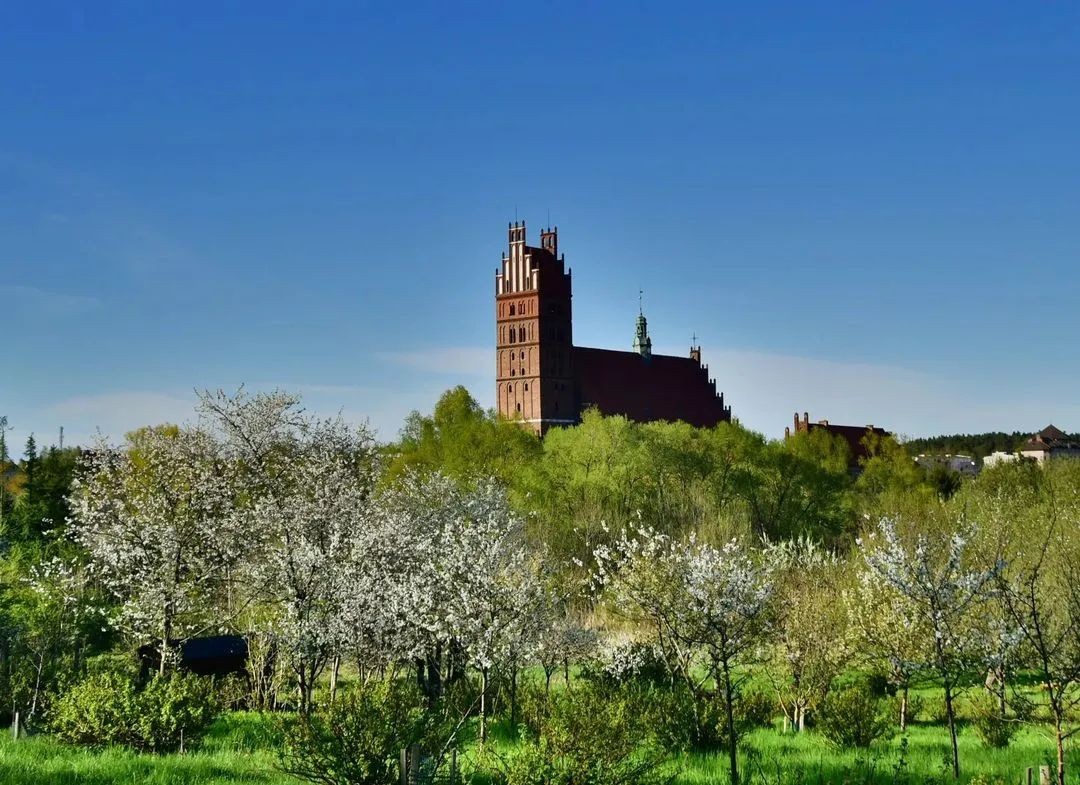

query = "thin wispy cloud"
(381, 347), (491, 377)
(46, 391), (197, 444)
(2, 284), (101, 317)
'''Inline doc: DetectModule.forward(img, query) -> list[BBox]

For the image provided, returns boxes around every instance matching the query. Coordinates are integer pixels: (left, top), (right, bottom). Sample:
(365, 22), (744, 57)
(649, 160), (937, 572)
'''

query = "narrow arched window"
(518, 327), (525, 342)
(509, 304), (515, 316)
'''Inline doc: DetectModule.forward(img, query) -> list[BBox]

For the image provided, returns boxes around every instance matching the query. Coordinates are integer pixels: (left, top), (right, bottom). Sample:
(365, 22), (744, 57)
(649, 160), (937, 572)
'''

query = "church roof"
(573, 347), (729, 429)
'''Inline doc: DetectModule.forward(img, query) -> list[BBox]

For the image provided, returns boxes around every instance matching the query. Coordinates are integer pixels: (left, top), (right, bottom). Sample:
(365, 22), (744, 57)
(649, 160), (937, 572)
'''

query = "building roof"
(1022, 424), (1079, 453)
(1039, 424), (1067, 441)
(574, 347), (730, 429)
(805, 422), (889, 463)
(789, 412), (890, 469)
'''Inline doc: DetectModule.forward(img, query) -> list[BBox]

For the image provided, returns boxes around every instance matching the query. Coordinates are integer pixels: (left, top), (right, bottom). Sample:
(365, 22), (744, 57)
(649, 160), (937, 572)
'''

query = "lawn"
(0, 705), (1075, 785)
(0, 712), (293, 785)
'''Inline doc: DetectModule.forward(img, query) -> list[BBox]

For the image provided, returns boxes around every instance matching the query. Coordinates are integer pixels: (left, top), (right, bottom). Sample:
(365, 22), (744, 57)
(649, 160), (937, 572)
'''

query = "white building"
(914, 453), (979, 476)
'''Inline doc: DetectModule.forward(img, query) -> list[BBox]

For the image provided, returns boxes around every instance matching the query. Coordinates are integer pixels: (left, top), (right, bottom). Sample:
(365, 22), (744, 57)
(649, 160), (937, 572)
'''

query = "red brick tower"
(494, 222), (575, 434)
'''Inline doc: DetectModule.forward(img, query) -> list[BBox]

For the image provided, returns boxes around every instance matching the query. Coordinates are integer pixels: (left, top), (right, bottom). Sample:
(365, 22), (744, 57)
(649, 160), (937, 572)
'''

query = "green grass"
(2, 706), (1076, 785)
(0, 712), (294, 785)
(680, 723), (1065, 784)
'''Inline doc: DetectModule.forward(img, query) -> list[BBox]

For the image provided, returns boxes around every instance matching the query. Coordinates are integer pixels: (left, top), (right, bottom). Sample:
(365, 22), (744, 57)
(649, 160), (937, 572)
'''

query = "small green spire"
(633, 301), (652, 358)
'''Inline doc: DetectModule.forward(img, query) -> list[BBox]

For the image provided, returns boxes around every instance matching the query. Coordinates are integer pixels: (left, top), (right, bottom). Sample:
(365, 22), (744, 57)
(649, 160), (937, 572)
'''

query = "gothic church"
(495, 222), (732, 434)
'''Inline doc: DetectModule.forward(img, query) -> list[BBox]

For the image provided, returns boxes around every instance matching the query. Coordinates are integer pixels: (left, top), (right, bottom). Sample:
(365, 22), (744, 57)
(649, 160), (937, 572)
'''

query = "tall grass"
(1, 703), (1075, 785)
(0, 712), (292, 785)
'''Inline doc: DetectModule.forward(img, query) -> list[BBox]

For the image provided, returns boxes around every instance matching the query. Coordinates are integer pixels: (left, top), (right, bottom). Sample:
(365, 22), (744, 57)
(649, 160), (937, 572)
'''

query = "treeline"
(389, 386), (939, 559)
(902, 430), (1078, 461)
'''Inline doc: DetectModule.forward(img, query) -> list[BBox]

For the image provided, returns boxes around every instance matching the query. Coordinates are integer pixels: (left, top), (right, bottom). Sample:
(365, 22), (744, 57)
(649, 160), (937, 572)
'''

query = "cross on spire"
(638, 288), (644, 315)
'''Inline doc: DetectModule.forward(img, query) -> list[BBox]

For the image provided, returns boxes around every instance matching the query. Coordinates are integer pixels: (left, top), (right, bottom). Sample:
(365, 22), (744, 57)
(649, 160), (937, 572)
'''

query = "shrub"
(498, 680), (672, 785)
(49, 671), (139, 748)
(969, 694), (1018, 749)
(737, 687), (776, 730)
(136, 672), (220, 752)
(279, 678), (453, 785)
(818, 683), (893, 749)
(49, 670), (219, 752)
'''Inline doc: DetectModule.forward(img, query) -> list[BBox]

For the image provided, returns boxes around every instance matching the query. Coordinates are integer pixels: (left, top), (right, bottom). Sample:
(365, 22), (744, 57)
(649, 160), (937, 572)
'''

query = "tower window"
(511, 368), (515, 376)
(509, 304), (515, 315)
(524, 383), (529, 391)
(508, 384), (513, 392)
(516, 403), (521, 412)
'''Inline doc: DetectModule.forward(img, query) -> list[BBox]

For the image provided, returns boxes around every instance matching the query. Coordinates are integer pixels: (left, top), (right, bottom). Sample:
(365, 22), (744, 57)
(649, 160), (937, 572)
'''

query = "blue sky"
(2, 1), (1079, 451)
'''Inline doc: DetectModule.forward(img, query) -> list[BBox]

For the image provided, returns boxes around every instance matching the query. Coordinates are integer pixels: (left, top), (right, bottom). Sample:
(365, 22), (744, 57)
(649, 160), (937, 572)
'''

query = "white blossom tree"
(19, 555), (102, 719)
(859, 518), (1004, 779)
(197, 389), (378, 713)
(595, 527), (774, 785)
(337, 472), (550, 741)
(69, 425), (247, 674)
(764, 538), (851, 733)
(846, 566), (932, 730)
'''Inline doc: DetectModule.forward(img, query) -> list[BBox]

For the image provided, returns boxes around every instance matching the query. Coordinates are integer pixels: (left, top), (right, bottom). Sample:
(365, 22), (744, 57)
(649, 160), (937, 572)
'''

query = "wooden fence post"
(450, 749), (458, 785)
(1040, 765), (1052, 785)
(10, 711), (18, 741)
(1026, 766), (1033, 785)
(400, 748), (408, 785)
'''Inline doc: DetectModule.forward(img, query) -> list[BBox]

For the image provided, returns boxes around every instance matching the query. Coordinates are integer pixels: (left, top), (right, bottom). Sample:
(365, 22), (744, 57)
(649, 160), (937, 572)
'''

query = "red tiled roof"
(574, 347), (730, 428)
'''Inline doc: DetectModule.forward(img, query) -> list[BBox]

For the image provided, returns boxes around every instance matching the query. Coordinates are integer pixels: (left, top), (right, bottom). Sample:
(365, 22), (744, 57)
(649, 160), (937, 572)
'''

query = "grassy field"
(0, 712), (293, 785)
(1, 710), (1074, 785)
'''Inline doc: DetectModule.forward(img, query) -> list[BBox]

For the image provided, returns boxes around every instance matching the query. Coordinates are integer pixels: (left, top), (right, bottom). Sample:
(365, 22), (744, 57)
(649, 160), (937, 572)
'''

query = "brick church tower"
(494, 222), (576, 434)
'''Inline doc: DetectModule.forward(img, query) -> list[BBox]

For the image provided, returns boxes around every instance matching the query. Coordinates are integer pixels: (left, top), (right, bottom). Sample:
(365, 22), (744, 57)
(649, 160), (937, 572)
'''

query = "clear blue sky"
(2, 1), (1078, 450)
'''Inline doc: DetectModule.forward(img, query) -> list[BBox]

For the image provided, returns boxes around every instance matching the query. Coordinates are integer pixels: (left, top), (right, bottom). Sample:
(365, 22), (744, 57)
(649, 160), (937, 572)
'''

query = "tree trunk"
(899, 685), (908, 731)
(329, 655), (341, 703)
(509, 665), (519, 737)
(721, 658), (739, 785)
(480, 668), (490, 744)
(943, 681), (960, 779)
(1054, 711), (1066, 785)
(29, 651), (44, 719)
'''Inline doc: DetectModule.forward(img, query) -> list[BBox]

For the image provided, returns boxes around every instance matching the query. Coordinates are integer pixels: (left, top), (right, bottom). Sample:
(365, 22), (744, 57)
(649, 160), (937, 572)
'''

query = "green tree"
(737, 428), (852, 542)
(386, 386), (541, 487)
